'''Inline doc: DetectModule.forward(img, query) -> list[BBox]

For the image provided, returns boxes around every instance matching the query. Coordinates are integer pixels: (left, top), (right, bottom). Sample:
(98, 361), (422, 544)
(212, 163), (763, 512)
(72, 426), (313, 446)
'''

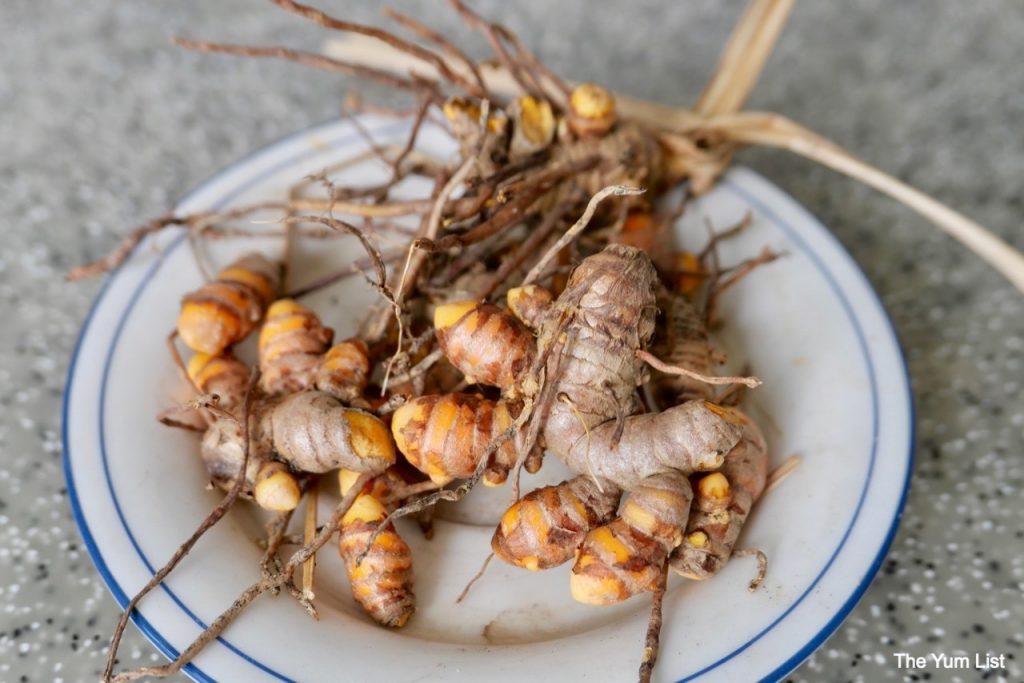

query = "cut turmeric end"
(570, 83), (615, 121)
(186, 352), (215, 384)
(697, 472), (731, 501)
(588, 526), (632, 564)
(568, 83), (616, 137)
(570, 571), (624, 605)
(442, 96), (478, 123)
(505, 286), (533, 319)
(254, 464), (301, 512)
(433, 300), (479, 331)
(337, 468), (362, 497)
(687, 530), (709, 549)
(390, 400), (429, 457)
(516, 96), (555, 144)
(620, 500), (659, 537)
(341, 493), (387, 525)
(177, 303), (233, 355)
(344, 410), (396, 465)
(442, 96), (506, 132)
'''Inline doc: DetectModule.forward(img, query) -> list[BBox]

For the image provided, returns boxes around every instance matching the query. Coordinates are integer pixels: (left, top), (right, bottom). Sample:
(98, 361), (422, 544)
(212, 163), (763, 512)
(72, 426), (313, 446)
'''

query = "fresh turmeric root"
(177, 253), (280, 355)
(391, 244), (749, 606)
(671, 411), (769, 588)
(338, 469), (415, 627)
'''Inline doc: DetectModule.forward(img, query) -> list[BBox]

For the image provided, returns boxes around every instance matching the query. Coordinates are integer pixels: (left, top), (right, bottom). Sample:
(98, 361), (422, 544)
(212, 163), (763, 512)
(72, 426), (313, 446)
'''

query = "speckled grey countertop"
(2, 1), (1022, 681)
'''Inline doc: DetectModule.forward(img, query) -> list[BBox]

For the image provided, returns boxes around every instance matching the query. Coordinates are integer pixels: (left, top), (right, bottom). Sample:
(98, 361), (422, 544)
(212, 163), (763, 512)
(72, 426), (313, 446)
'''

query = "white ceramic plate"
(64, 117), (914, 682)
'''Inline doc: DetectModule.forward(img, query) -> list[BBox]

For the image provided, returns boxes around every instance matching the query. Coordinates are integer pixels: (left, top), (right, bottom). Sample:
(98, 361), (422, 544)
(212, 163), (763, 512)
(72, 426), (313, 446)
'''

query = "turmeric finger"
(338, 470), (415, 627)
(186, 351), (250, 414)
(492, 476), (620, 571)
(266, 391), (395, 474)
(258, 299), (334, 395)
(571, 471), (692, 605)
(177, 253), (279, 355)
(434, 301), (535, 396)
(316, 337), (370, 402)
(391, 393), (518, 486)
(670, 412), (768, 581)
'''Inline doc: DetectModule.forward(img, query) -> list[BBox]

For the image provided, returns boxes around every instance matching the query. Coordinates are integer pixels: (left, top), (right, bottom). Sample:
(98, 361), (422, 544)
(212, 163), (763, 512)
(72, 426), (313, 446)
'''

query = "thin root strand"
(455, 552), (494, 604)
(637, 561), (669, 683)
(733, 547), (768, 592)
(636, 349), (762, 388)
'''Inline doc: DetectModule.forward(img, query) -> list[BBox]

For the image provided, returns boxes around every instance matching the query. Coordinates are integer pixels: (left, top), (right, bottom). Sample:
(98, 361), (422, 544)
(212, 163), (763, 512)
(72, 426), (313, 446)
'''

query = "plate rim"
(63, 117), (915, 683)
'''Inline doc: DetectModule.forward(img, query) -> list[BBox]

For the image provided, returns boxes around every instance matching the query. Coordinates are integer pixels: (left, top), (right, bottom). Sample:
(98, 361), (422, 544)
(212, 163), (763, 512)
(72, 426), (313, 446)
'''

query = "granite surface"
(2, 1), (1022, 681)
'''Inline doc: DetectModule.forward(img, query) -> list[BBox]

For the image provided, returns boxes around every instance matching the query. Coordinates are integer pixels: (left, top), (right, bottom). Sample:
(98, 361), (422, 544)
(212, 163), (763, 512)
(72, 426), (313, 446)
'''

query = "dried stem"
(285, 248), (405, 299)
(512, 317), (578, 499)
(433, 156), (599, 255)
(397, 154), (477, 301)
(490, 17), (571, 102)
(301, 481), (319, 604)
(260, 508), (296, 587)
(385, 347), (443, 387)
(523, 185), (646, 286)
(380, 149), (479, 388)
(480, 200), (573, 299)
(698, 211), (753, 262)
(698, 112), (1024, 292)
(165, 330), (200, 395)
(387, 96), (432, 184)
(694, 0), (796, 116)
(299, 196), (436, 217)
(68, 215), (181, 281)
(322, 32), (1024, 291)
(102, 369), (260, 683)
(69, 204), (272, 281)
(706, 246), (781, 325)
(322, 33), (704, 130)
(637, 561), (669, 683)
(284, 216), (391, 291)
(173, 37), (437, 96)
(382, 6), (489, 98)
(449, 0), (546, 101)
(68, 200), (359, 281)
(381, 479), (441, 506)
(272, 0), (484, 97)
(765, 453), (801, 493)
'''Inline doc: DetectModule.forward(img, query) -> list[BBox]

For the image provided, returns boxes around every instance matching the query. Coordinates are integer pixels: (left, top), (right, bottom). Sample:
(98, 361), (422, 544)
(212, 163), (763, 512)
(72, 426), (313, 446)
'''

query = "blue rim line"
(63, 119), (915, 683)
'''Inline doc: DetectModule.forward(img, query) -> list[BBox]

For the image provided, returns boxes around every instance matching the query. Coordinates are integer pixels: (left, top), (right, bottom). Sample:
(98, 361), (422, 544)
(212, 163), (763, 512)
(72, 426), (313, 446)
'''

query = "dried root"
(177, 253), (281, 355)
(106, 473), (372, 683)
(101, 369), (260, 682)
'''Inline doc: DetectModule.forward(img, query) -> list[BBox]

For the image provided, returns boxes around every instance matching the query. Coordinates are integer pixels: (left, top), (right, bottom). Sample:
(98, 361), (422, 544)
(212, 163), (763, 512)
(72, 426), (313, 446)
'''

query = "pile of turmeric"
(74, 1), (1018, 681)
